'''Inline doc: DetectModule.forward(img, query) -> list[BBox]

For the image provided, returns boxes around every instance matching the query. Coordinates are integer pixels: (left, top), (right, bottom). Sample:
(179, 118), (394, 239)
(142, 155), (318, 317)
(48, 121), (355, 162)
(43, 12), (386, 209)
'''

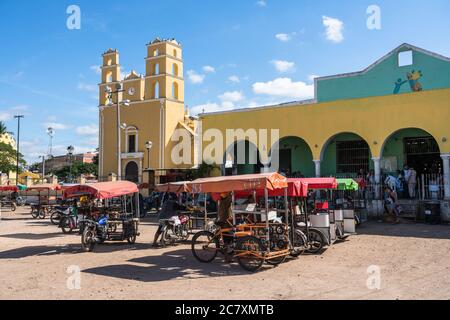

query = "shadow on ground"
(82, 248), (270, 282)
(0, 232), (65, 240)
(356, 221), (450, 240)
(0, 242), (150, 259)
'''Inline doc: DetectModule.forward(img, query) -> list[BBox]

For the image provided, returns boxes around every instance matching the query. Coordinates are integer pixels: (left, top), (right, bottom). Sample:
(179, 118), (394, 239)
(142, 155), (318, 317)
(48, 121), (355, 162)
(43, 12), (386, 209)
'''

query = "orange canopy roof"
(155, 181), (192, 194)
(64, 181), (139, 200)
(189, 173), (288, 194)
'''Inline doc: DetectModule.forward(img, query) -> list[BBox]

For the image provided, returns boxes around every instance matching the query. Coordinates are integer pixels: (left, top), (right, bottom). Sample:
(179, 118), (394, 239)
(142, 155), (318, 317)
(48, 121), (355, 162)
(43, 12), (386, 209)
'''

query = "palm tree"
(0, 121), (7, 136)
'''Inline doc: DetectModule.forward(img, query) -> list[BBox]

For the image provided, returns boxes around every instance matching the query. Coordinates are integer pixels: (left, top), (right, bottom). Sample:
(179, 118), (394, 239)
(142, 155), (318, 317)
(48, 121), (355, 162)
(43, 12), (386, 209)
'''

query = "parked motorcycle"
(81, 215), (138, 252)
(160, 214), (190, 246)
(80, 216), (109, 252)
(58, 207), (79, 234)
(50, 206), (68, 225)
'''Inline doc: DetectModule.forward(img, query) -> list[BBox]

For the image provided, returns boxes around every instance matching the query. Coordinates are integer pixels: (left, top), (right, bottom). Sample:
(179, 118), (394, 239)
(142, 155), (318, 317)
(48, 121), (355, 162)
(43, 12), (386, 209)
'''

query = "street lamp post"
(39, 155), (46, 179)
(14, 115), (24, 185)
(145, 141), (153, 169)
(105, 84), (130, 180)
(67, 145), (74, 183)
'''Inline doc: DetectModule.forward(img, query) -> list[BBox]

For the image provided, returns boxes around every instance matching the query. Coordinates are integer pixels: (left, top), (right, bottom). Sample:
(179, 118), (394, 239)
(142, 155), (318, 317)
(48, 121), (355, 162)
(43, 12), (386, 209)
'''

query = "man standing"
(408, 167), (417, 199)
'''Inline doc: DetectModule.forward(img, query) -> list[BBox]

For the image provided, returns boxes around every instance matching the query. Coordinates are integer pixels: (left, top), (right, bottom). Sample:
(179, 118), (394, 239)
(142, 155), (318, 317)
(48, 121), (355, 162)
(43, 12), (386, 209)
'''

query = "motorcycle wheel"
(50, 212), (61, 225)
(31, 207), (39, 219)
(81, 228), (96, 252)
(290, 229), (307, 257)
(236, 236), (264, 272)
(127, 234), (137, 244)
(38, 209), (46, 219)
(306, 229), (325, 254)
(161, 227), (176, 247)
(11, 202), (17, 212)
(191, 231), (219, 263)
(60, 217), (74, 234)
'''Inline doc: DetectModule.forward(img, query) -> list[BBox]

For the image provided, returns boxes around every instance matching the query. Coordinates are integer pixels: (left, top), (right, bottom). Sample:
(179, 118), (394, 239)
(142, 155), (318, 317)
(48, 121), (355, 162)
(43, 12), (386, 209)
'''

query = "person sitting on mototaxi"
(152, 193), (186, 246)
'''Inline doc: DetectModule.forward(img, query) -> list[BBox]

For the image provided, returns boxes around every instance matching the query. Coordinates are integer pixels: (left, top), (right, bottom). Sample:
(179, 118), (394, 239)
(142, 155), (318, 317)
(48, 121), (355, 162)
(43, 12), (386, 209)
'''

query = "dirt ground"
(0, 207), (449, 300)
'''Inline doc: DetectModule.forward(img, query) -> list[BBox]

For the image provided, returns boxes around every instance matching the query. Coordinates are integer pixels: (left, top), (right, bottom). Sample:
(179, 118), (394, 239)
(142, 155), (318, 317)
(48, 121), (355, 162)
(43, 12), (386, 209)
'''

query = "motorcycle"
(50, 206), (69, 225)
(58, 207), (79, 234)
(160, 214), (190, 246)
(80, 214), (139, 252)
(80, 216), (109, 252)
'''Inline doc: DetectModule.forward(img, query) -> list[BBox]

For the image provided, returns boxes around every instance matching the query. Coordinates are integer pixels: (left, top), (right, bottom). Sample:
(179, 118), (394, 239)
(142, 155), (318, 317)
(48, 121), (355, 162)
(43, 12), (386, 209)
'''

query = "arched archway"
(153, 81), (160, 99)
(321, 132), (372, 177)
(173, 63), (179, 76)
(153, 63), (160, 75)
(223, 140), (263, 176)
(269, 136), (314, 177)
(172, 82), (179, 100)
(124, 161), (139, 183)
(381, 128), (442, 175)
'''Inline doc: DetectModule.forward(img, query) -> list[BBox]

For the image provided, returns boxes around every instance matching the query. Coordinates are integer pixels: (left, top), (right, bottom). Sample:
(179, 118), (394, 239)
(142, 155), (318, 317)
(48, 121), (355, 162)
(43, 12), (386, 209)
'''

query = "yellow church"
(98, 39), (450, 199)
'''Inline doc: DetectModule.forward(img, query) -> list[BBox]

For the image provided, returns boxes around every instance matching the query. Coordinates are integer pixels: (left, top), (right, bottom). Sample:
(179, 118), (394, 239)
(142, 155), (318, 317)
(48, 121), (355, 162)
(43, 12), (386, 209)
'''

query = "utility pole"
(14, 115), (24, 185)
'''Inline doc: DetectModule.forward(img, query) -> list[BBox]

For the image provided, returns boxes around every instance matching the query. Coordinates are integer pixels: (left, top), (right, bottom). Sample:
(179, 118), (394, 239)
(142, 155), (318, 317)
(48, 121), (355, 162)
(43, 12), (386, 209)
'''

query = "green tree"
(52, 161), (98, 182)
(0, 121), (7, 135)
(185, 162), (220, 180)
(0, 142), (26, 174)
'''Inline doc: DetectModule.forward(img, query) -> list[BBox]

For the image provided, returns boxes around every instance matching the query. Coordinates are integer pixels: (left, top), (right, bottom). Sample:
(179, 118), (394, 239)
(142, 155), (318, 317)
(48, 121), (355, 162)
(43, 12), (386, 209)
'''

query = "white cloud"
(308, 74), (320, 82)
(228, 75), (240, 83)
(44, 122), (69, 130)
(219, 91), (244, 102)
(252, 77), (314, 99)
(322, 16), (344, 43)
(0, 112), (12, 121)
(77, 82), (97, 92)
(10, 105), (29, 111)
(202, 66), (215, 73)
(256, 0), (267, 7)
(90, 65), (101, 75)
(275, 33), (291, 42)
(190, 103), (229, 115)
(76, 124), (99, 136)
(187, 70), (205, 84)
(271, 60), (296, 73)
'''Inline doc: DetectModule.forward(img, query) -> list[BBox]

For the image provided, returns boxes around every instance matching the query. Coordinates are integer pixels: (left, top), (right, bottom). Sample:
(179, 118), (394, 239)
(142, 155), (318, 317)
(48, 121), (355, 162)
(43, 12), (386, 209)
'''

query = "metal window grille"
(336, 140), (370, 174)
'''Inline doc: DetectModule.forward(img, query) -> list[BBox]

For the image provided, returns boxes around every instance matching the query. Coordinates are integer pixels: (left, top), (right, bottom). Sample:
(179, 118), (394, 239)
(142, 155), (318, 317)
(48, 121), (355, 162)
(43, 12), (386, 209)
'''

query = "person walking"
(408, 167), (417, 198)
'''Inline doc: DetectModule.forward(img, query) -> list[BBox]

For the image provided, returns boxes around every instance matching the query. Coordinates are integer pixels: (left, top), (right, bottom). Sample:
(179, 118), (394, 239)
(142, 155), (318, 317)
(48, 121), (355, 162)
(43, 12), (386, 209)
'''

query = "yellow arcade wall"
(200, 88), (450, 162)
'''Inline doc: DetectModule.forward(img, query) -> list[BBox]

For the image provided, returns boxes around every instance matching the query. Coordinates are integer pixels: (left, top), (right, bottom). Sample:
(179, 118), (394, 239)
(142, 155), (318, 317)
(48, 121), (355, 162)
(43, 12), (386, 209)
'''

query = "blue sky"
(0, 0), (449, 164)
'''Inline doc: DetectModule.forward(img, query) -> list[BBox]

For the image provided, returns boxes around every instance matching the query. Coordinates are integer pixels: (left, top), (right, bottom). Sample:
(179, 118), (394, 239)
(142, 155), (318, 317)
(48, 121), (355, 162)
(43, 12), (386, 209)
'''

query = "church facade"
(98, 38), (197, 183)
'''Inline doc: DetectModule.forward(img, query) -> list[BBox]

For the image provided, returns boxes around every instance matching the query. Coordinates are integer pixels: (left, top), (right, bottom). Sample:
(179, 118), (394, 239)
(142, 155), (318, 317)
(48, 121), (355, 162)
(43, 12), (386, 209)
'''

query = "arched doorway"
(321, 132), (372, 177)
(124, 161), (139, 183)
(270, 136), (314, 177)
(381, 128), (441, 176)
(223, 140), (263, 176)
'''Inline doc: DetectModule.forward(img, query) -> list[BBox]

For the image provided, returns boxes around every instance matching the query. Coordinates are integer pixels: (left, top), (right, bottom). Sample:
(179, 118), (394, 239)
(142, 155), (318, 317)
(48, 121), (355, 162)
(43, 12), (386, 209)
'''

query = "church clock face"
(128, 87), (136, 96)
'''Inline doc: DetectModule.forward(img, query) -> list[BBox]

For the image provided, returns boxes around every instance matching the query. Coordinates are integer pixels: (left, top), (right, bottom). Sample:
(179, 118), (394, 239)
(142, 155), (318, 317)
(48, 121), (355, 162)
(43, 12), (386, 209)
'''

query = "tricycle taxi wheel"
(191, 231), (219, 263)
(236, 236), (264, 272)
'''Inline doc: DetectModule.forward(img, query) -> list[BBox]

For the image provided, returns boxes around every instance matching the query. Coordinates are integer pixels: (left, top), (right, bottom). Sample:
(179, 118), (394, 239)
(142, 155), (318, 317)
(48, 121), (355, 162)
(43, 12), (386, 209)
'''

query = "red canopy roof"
(0, 186), (19, 192)
(297, 178), (338, 190)
(189, 173), (288, 194)
(64, 181), (139, 200)
(27, 184), (62, 191)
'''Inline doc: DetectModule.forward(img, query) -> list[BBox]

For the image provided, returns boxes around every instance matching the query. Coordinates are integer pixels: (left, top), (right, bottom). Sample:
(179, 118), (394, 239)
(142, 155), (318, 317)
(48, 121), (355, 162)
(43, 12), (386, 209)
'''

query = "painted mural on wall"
(393, 70), (423, 94)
